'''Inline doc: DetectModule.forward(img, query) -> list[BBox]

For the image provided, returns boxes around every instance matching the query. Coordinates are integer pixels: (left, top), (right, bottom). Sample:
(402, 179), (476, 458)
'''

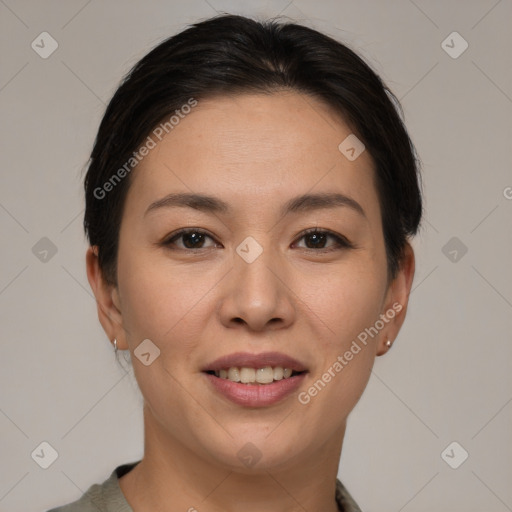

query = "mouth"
(202, 352), (308, 407)
(204, 367), (305, 384)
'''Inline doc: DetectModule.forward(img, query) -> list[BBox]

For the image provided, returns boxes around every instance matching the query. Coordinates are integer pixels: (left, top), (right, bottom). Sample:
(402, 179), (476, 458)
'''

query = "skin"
(86, 90), (415, 512)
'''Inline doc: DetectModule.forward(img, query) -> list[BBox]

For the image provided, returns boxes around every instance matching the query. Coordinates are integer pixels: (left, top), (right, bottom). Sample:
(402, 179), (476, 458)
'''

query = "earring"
(385, 339), (392, 348)
(113, 338), (118, 354)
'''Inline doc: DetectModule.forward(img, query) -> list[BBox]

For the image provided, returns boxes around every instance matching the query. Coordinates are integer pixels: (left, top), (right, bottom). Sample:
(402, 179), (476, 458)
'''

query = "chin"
(196, 429), (304, 473)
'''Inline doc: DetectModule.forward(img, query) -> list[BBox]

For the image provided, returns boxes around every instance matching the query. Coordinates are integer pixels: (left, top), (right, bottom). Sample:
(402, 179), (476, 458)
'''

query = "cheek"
(116, 246), (223, 353)
(301, 261), (387, 349)
(295, 264), (385, 417)
(116, 251), (216, 429)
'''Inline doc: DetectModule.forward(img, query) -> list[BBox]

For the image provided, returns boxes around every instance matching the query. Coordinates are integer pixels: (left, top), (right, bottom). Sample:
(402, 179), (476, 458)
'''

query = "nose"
(218, 243), (296, 332)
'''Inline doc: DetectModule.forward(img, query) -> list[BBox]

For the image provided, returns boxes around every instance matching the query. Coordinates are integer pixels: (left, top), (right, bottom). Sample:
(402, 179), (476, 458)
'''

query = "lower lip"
(204, 372), (307, 407)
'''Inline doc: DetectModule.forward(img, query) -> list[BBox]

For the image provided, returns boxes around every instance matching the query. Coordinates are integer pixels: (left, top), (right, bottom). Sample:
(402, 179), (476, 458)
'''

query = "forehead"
(125, 91), (380, 221)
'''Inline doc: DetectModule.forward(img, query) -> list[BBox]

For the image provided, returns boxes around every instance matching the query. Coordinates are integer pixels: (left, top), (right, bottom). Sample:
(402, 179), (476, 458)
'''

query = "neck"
(119, 404), (345, 512)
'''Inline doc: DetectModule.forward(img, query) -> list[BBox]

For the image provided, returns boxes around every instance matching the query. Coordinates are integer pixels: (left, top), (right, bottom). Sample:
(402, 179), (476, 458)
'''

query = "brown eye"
(164, 229), (218, 250)
(304, 232), (328, 249)
(294, 229), (353, 251)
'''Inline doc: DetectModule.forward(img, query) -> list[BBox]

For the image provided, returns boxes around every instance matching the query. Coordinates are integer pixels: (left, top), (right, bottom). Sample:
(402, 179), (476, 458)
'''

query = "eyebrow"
(144, 192), (366, 218)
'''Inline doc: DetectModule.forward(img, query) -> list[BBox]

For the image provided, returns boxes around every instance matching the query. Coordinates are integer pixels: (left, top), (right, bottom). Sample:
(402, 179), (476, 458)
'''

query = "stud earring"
(113, 338), (118, 354)
(385, 339), (392, 348)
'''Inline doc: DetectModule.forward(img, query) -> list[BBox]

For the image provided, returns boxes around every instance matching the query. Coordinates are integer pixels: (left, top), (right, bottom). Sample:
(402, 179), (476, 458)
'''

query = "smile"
(210, 366), (300, 384)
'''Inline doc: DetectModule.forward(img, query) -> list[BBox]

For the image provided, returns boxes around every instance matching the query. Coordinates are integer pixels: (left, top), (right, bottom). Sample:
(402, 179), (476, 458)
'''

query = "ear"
(85, 246), (128, 350)
(376, 242), (416, 356)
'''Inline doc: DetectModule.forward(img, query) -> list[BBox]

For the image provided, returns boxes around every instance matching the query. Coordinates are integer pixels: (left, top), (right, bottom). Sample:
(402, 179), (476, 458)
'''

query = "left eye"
(293, 229), (352, 251)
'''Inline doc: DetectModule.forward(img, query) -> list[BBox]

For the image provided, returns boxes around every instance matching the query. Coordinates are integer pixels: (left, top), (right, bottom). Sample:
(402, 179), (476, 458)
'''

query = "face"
(88, 90), (413, 473)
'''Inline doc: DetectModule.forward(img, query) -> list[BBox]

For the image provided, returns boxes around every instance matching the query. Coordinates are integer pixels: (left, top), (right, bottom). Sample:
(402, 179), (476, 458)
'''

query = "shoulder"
(45, 461), (140, 512)
(45, 486), (102, 512)
(335, 478), (362, 512)
(45, 478), (107, 512)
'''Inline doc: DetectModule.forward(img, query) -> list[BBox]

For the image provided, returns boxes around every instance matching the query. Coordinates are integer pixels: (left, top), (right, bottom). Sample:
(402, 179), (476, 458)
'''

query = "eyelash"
(162, 227), (354, 253)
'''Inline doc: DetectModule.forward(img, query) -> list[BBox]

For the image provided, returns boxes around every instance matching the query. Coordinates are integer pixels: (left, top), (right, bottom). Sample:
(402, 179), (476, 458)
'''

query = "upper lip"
(202, 351), (308, 372)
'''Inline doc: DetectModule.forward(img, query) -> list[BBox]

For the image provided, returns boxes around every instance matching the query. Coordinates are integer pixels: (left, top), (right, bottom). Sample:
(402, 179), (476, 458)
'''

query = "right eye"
(162, 228), (220, 250)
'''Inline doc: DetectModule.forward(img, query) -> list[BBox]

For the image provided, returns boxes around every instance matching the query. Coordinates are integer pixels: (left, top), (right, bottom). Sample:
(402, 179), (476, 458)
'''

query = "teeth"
(227, 367), (240, 382)
(240, 367), (255, 383)
(256, 367), (274, 384)
(273, 367), (284, 380)
(213, 366), (297, 384)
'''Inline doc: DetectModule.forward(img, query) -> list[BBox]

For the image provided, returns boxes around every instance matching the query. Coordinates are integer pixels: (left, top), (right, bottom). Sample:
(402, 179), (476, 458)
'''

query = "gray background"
(1, 1), (511, 511)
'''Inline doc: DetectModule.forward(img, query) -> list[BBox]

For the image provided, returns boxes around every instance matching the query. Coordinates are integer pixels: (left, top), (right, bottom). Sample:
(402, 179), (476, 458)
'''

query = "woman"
(49, 13), (421, 512)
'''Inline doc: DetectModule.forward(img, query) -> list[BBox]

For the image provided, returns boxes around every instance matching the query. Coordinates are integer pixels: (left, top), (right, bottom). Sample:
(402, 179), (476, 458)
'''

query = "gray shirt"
(47, 461), (362, 512)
